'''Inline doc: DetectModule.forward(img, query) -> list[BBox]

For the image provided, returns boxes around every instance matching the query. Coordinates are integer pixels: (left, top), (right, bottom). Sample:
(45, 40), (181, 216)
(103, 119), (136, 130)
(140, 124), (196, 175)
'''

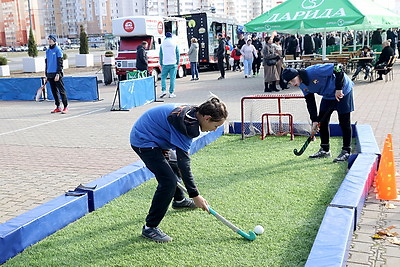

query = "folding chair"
(372, 56), (396, 82)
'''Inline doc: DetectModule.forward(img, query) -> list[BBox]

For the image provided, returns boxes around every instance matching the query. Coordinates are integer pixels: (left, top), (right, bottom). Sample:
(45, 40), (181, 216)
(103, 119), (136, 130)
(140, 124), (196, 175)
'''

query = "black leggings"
(131, 146), (185, 227)
(319, 111), (352, 152)
(48, 77), (68, 108)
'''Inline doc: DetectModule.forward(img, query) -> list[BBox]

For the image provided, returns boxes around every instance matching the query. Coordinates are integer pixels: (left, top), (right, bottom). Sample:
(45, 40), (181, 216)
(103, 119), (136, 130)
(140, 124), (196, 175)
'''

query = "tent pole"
(322, 30), (327, 60)
(362, 30), (365, 47)
(353, 30), (357, 51)
(340, 32), (343, 54)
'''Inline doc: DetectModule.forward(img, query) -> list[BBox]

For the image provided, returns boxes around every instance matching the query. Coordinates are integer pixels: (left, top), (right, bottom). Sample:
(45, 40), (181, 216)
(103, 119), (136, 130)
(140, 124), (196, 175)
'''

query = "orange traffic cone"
(376, 134), (399, 200)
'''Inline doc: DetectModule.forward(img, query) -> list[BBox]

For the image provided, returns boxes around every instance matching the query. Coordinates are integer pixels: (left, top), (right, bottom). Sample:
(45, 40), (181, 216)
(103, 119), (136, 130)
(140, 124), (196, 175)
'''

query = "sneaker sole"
(171, 205), (197, 210)
(309, 155), (331, 159)
(141, 234), (172, 243)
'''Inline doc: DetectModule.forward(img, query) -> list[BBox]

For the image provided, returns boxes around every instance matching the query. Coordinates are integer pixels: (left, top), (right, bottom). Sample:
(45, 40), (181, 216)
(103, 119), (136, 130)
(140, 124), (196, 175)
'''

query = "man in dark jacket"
(375, 40), (395, 80)
(251, 34), (263, 76)
(136, 41), (148, 75)
(371, 29), (382, 46)
(217, 33), (226, 80)
(302, 34), (314, 55)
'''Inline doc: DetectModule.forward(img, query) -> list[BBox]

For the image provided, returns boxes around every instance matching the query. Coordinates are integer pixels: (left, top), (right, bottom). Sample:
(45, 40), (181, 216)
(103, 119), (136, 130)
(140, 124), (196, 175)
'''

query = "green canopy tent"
(245, 0), (400, 57)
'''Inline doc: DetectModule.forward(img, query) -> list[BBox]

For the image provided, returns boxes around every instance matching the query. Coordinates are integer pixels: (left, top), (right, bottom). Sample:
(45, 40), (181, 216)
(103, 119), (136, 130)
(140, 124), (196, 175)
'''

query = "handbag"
(266, 58), (277, 66)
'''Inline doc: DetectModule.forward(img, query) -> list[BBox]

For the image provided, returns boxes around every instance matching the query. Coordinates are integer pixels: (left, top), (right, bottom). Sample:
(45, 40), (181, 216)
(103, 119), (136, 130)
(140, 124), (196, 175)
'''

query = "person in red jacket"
(230, 45), (242, 72)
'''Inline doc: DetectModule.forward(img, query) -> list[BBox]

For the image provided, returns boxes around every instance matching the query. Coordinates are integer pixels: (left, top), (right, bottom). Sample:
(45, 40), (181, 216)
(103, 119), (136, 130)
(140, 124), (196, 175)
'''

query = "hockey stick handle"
(208, 206), (240, 232)
(176, 182), (256, 241)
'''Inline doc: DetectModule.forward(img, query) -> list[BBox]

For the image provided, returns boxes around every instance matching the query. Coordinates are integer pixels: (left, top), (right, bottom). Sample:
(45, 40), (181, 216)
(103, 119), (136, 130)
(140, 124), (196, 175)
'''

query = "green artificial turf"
(4, 135), (348, 267)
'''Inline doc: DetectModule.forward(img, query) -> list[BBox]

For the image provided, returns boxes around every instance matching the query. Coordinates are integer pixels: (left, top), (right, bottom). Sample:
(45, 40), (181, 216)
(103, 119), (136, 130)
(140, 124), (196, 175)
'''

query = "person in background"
(351, 46), (374, 81)
(159, 32), (179, 98)
(225, 36), (233, 71)
(272, 36), (288, 90)
(230, 45), (242, 72)
(130, 97), (228, 242)
(216, 33), (226, 80)
(262, 36), (280, 92)
(136, 41), (148, 75)
(301, 34), (315, 55)
(188, 37), (199, 81)
(237, 33), (246, 49)
(45, 35), (68, 114)
(374, 40), (395, 80)
(240, 38), (257, 79)
(251, 34), (263, 76)
(282, 64), (354, 162)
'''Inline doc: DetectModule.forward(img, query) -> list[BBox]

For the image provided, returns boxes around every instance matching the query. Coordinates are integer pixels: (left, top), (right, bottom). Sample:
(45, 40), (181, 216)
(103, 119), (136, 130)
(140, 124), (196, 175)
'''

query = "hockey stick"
(176, 182), (256, 241)
(35, 81), (47, 102)
(293, 102), (337, 156)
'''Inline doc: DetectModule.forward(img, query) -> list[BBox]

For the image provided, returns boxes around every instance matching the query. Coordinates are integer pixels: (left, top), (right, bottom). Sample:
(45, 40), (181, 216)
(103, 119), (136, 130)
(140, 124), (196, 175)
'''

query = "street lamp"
(27, 0), (33, 29)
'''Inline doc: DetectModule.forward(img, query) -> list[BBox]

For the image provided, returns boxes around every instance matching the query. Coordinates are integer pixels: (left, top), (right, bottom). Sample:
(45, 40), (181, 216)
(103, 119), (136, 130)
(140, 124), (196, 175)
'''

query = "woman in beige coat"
(262, 36), (280, 92)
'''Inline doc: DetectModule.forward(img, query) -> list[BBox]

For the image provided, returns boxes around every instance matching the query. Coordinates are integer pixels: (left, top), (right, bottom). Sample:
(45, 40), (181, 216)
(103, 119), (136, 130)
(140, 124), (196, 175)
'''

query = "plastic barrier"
(305, 207), (354, 267)
(111, 77), (155, 111)
(46, 76), (99, 101)
(0, 78), (42, 101)
(0, 195), (88, 264)
(355, 125), (380, 155)
(330, 153), (378, 228)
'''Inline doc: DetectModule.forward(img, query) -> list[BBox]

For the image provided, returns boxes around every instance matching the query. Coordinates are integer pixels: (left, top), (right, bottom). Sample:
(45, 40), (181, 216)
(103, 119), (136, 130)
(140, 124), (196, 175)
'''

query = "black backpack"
(235, 48), (241, 56)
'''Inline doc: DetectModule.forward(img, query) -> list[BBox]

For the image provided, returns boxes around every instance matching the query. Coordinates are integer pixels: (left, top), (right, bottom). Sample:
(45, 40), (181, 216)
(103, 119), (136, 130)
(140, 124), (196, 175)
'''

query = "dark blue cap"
(282, 68), (299, 83)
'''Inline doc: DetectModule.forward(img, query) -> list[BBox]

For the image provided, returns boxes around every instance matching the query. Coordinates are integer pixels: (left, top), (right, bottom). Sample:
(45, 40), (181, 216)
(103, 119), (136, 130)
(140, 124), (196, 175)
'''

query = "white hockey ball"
(254, 225), (264, 235)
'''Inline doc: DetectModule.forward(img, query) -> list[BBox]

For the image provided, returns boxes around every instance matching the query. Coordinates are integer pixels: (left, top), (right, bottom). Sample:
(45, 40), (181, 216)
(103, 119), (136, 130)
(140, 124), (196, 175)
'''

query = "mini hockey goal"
(240, 94), (312, 139)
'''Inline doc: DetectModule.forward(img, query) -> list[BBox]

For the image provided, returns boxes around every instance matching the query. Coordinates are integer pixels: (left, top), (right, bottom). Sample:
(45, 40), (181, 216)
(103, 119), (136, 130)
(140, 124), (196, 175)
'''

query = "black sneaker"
(142, 226), (172, 243)
(309, 148), (331, 158)
(172, 197), (197, 209)
(333, 150), (350, 162)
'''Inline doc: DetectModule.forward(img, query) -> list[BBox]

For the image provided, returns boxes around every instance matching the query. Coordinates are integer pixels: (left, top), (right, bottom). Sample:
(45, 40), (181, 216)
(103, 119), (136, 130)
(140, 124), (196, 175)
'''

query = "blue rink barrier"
(305, 124), (380, 266)
(0, 195), (88, 264)
(0, 126), (224, 263)
(0, 77), (42, 100)
(330, 153), (378, 229)
(46, 76), (99, 101)
(305, 207), (355, 267)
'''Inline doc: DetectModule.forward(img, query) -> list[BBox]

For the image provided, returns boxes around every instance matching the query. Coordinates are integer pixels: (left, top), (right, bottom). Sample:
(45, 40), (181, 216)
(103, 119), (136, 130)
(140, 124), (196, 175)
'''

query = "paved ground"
(0, 64), (399, 265)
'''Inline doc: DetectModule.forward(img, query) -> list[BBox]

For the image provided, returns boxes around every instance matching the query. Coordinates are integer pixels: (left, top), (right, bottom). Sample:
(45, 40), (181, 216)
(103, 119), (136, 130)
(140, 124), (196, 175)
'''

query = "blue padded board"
(355, 124), (380, 155)
(305, 207), (355, 267)
(81, 161), (154, 212)
(0, 195), (88, 264)
(330, 154), (378, 229)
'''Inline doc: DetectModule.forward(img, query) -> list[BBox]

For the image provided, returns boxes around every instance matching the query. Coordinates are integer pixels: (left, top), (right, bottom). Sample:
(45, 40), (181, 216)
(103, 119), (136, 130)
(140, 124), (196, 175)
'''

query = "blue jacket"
(130, 104), (199, 152)
(45, 45), (63, 74)
(299, 64), (353, 100)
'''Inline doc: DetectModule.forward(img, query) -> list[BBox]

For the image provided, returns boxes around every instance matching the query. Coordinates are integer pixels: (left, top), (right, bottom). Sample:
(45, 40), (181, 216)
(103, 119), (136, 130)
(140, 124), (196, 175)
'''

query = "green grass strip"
(4, 135), (348, 267)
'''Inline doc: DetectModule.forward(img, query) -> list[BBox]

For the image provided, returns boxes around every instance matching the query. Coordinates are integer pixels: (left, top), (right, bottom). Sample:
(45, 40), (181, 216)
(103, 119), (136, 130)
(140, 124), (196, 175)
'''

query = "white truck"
(112, 16), (190, 80)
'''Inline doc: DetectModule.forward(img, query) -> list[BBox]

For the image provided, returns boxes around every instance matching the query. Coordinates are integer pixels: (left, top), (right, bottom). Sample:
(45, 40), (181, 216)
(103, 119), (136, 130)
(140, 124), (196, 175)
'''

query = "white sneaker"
(159, 92), (166, 98)
(169, 93), (176, 98)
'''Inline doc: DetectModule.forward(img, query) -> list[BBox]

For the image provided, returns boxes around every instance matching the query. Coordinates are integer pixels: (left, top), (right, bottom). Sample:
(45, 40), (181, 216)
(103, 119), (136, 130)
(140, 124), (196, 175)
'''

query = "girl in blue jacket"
(130, 97), (228, 242)
(282, 64), (354, 162)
